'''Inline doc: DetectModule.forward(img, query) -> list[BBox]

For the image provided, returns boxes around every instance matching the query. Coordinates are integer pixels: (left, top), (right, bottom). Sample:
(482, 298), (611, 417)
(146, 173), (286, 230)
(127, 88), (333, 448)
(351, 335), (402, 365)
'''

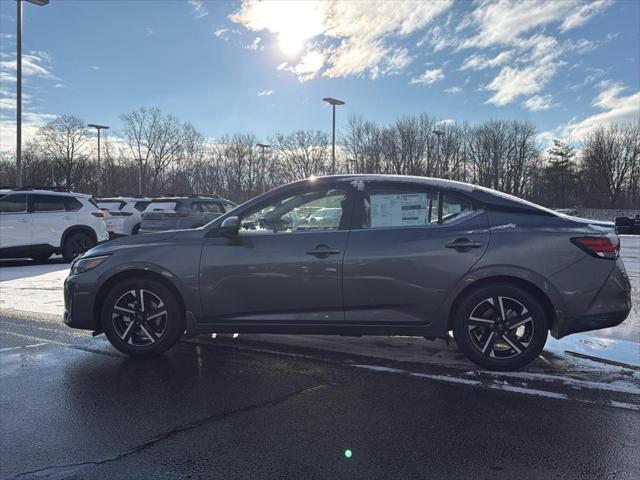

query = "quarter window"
(241, 189), (348, 234)
(0, 194), (27, 214)
(33, 194), (66, 212)
(64, 197), (83, 212)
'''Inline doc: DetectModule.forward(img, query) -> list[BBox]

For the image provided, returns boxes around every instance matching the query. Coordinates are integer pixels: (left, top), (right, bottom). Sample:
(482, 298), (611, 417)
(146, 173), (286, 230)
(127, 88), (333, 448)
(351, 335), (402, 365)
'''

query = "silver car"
(64, 175), (632, 371)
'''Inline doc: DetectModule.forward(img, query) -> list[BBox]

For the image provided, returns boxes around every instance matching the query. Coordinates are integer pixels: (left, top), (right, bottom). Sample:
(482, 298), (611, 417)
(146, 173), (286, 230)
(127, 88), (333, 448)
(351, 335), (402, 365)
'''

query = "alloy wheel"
(467, 296), (534, 359)
(111, 289), (168, 346)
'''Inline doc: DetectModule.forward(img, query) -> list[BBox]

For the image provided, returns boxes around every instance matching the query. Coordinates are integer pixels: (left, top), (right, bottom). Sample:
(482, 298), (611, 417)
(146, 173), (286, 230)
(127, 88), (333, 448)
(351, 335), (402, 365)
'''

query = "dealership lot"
(0, 236), (638, 479)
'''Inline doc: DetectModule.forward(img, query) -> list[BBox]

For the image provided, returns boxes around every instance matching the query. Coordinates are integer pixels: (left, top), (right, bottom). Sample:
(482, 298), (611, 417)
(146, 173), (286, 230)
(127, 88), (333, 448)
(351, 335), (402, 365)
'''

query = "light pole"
(135, 159), (143, 195)
(256, 144), (270, 196)
(15, 0), (49, 187)
(323, 97), (345, 175)
(88, 124), (109, 196)
(432, 129), (445, 177)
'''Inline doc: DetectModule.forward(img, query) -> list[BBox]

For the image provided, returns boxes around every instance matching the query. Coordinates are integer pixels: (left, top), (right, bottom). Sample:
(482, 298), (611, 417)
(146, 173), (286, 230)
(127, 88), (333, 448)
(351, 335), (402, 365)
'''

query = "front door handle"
(444, 238), (483, 251)
(306, 245), (341, 258)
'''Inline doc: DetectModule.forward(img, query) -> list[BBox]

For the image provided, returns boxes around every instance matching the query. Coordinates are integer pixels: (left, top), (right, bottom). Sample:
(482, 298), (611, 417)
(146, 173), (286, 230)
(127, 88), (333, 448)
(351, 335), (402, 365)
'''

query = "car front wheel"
(453, 284), (548, 371)
(101, 278), (183, 356)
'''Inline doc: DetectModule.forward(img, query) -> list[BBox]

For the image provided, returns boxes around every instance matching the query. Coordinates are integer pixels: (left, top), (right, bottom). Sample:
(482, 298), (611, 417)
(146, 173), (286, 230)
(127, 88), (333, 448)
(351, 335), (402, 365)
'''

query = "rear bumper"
(555, 258), (632, 338)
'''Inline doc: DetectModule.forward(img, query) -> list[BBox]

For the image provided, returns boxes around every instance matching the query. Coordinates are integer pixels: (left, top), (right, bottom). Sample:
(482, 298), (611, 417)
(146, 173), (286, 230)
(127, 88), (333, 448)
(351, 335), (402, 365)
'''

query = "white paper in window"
(370, 194), (428, 227)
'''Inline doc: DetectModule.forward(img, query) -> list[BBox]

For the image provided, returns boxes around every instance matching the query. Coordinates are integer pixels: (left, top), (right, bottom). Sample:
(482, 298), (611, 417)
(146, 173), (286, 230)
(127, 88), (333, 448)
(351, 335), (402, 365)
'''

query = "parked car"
(615, 215), (640, 235)
(64, 175), (631, 370)
(139, 195), (237, 233)
(97, 196), (151, 238)
(0, 187), (108, 262)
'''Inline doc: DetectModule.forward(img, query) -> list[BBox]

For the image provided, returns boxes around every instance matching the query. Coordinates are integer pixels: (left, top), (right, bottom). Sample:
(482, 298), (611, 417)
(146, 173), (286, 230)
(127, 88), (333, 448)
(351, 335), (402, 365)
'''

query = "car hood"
(84, 231), (179, 257)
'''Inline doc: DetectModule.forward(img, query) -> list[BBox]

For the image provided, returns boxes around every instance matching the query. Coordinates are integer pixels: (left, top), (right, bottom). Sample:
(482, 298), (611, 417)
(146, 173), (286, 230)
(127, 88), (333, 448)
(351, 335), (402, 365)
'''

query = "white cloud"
(90, 65), (100, 70)
(409, 68), (444, 86)
(459, 50), (513, 71)
(565, 82), (640, 139)
(523, 94), (555, 111)
(0, 112), (56, 152)
(214, 28), (230, 39)
(460, 0), (613, 49)
(257, 89), (274, 96)
(444, 86), (462, 94)
(231, 0), (452, 81)
(188, 0), (208, 19)
(559, 0), (613, 32)
(244, 37), (262, 51)
(0, 53), (55, 80)
(146, 27), (154, 36)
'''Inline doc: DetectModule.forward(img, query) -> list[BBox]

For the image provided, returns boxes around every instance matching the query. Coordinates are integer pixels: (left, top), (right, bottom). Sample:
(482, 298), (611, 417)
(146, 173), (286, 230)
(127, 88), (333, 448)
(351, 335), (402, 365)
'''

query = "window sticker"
(370, 193), (428, 227)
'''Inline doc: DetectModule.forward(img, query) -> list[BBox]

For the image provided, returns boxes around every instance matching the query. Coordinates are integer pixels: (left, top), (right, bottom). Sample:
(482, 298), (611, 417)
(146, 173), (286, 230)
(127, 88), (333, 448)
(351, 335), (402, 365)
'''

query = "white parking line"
(352, 364), (640, 411)
(0, 342), (48, 353)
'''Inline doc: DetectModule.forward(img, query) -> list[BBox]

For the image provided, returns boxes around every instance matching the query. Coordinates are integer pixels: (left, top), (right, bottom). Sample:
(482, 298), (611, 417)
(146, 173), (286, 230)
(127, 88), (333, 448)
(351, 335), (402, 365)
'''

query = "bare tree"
(38, 115), (91, 187)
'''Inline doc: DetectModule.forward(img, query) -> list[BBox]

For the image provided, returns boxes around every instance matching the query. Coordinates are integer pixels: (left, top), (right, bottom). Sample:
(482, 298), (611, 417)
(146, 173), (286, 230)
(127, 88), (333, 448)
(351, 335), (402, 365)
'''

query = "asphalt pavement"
(1, 309), (639, 480)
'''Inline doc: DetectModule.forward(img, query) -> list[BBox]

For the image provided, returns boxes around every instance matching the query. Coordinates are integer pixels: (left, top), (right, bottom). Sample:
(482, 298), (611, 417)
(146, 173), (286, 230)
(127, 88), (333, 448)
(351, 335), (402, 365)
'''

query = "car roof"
(0, 189), (91, 199)
(98, 197), (151, 202)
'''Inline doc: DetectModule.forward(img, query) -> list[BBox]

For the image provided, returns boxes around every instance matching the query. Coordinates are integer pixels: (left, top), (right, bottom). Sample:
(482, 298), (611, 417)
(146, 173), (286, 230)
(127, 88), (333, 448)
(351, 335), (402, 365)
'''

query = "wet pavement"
(1, 310), (639, 480)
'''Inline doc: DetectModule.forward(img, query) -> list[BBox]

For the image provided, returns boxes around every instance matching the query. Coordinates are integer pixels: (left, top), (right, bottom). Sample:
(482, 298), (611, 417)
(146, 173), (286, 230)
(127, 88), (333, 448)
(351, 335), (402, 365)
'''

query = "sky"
(0, 0), (638, 151)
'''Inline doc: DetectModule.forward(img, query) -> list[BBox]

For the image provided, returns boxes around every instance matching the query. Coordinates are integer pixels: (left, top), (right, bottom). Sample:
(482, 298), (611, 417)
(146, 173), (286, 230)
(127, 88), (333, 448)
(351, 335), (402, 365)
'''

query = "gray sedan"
(64, 175), (632, 370)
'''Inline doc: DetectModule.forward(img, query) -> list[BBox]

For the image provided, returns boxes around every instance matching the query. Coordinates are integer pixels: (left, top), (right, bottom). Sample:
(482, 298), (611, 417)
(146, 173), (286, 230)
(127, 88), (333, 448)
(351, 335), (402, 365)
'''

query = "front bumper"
(64, 271), (100, 331)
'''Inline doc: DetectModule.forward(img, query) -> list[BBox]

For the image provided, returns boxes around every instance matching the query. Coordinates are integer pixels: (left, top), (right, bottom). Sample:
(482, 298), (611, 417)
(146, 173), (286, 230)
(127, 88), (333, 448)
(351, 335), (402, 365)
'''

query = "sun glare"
(238, 0), (325, 57)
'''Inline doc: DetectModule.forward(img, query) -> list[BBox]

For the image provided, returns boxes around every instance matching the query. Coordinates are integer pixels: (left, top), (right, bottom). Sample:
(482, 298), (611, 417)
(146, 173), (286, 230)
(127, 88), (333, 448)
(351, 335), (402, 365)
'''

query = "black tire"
(101, 278), (183, 356)
(62, 231), (95, 262)
(453, 283), (548, 371)
(132, 223), (141, 235)
(31, 252), (52, 263)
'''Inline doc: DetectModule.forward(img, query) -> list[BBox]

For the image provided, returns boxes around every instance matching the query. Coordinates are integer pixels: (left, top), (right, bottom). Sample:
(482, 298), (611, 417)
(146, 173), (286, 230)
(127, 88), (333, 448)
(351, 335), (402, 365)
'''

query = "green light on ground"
(344, 449), (352, 458)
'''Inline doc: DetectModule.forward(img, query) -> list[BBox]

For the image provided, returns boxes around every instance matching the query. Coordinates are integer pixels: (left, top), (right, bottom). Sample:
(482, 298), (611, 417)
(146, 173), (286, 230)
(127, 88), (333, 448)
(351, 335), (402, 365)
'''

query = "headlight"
(70, 255), (110, 275)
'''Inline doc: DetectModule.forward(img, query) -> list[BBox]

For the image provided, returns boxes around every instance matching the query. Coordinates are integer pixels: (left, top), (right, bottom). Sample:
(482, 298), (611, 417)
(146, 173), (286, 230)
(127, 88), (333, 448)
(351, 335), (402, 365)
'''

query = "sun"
(279, 31), (305, 56)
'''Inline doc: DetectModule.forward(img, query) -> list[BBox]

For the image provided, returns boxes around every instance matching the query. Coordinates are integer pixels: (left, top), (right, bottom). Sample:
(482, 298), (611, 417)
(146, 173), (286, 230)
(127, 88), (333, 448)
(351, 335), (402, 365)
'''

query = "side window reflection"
(240, 189), (347, 234)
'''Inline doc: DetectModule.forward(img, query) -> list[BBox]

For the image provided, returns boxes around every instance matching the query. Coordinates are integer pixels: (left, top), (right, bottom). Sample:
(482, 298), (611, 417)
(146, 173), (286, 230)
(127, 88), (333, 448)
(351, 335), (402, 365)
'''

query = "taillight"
(571, 236), (619, 259)
(109, 211), (133, 217)
(92, 210), (106, 218)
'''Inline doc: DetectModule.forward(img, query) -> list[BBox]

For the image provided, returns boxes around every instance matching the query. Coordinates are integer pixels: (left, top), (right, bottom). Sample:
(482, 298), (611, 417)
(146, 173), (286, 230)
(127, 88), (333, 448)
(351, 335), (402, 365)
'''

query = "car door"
(0, 193), (31, 248)
(199, 185), (354, 323)
(30, 194), (77, 248)
(343, 184), (489, 330)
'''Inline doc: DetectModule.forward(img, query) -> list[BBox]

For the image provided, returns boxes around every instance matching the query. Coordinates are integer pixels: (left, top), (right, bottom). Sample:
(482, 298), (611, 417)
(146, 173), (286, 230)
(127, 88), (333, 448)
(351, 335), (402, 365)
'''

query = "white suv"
(0, 188), (108, 262)
(97, 197), (151, 237)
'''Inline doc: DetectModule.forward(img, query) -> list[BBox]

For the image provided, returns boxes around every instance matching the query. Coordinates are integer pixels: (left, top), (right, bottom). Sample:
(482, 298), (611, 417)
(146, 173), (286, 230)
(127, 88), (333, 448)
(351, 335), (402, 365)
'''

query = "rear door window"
(0, 194), (27, 214)
(441, 193), (473, 224)
(33, 194), (66, 212)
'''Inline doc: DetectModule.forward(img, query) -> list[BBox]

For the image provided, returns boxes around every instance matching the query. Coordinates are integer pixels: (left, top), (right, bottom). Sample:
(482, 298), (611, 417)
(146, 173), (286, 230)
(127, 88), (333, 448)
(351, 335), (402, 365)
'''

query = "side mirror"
(220, 216), (240, 236)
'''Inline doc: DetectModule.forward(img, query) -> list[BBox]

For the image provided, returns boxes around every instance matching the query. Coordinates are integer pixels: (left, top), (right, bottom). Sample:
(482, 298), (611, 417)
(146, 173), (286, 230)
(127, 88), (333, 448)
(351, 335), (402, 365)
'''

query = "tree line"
(0, 107), (638, 209)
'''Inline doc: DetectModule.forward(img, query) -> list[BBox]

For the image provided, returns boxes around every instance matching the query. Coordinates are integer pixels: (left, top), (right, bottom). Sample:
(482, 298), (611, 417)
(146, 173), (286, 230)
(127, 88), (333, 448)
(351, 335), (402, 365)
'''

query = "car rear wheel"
(101, 278), (183, 356)
(62, 231), (95, 262)
(453, 284), (548, 371)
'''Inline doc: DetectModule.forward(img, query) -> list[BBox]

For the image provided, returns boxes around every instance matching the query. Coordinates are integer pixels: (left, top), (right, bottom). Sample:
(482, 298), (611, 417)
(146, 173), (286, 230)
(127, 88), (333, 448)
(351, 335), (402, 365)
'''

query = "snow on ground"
(0, 237), (638, 369)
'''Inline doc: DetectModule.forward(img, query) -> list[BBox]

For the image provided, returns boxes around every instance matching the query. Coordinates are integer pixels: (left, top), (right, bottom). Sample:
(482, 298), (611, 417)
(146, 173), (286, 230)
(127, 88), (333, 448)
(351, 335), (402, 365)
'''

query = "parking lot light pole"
(88, 124), (109, 196)
(15, 0), (49, 187)
(257, 143), (271, 163)
(322, 97), (345, 175)
(432, 129), (445, 175)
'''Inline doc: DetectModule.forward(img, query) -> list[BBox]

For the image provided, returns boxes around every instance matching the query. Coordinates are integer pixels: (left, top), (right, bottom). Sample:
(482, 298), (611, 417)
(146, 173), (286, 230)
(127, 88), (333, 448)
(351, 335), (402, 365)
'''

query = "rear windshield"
(145, 201), (177, 212)
(98, 201), (125, 211)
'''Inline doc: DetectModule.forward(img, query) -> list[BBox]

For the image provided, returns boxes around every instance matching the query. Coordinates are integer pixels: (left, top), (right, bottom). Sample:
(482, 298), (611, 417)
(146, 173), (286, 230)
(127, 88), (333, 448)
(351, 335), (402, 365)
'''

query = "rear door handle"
(444, 238), (483, 251)
(306, 245), (341, 258)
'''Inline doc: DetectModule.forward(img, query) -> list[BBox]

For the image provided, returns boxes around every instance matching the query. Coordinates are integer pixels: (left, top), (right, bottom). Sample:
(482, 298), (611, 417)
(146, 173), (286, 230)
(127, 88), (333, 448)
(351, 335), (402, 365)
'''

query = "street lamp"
(15, 0), (49, 187)
(87, 124), (109, 196)
(323, 97), (345, 175)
